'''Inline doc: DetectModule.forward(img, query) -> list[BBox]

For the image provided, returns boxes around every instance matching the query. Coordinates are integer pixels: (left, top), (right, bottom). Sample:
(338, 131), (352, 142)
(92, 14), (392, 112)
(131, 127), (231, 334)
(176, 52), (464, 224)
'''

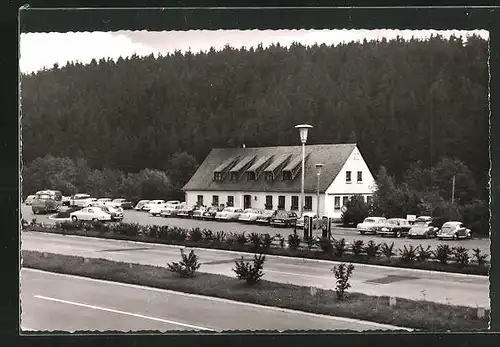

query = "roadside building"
(182, 143), (376, 220)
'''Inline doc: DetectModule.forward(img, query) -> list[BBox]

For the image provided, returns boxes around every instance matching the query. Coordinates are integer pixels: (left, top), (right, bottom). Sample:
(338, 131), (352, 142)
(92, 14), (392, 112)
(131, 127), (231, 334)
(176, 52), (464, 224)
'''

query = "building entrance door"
(243, 195), (252, 209)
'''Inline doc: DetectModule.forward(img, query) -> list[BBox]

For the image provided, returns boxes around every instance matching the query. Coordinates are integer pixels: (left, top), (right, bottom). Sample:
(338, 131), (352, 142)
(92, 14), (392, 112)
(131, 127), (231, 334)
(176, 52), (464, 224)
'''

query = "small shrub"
(114, 223), (141, 237)
(453, 246), (470, 267)
(304, 235), (314, 250)
(260, 233), (273, 250)
(82, 222), (94, 231)
(399, 245), (417, 263)
(319, 238), (333, 254)
(158, 225), (172, 240)
(171, 227), (188, 242)
(233, 253), (266, 285)
(416, 245), (433, 262)
(332, 263), (355, 301)
(472, 248), (488, 266)
(351, 240), (364, 257)
(58, 221), (79, 231)
(333, 238), (347, 258)
(249, 232), (261, 249)
(202, 229), (214, 241)
(215, 231), (227, 243)
(31, 218), (37, 225)
(275, 233), (285, 248)
(91, 220), (108, 233)
(235, 232), (247, 246)
(364, 241), (380, 258)
(381, 242), (395, 259)
(288, 232), (301, 250)
(147, 225), (161, 239)
(434, 244), (453, 265)
(226, 232), (239, 245)
(188, 228), (203, 242)
(167, 249), (201, 278)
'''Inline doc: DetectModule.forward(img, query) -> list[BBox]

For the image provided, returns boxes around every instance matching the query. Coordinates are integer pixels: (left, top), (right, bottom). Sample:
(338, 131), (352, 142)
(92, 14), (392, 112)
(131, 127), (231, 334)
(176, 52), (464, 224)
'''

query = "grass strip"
(22, 250), (489, 331)
(24, 226), (489, 276)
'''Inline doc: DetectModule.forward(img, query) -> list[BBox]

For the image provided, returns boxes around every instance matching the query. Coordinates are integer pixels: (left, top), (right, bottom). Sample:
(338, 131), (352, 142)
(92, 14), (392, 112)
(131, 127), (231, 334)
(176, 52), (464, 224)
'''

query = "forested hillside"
(21, 35), (489, 197)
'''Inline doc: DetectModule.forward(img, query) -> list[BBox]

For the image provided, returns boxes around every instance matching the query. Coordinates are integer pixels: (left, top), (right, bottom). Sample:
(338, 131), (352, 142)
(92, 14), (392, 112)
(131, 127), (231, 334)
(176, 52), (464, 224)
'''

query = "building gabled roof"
(183, 143), (357, 193)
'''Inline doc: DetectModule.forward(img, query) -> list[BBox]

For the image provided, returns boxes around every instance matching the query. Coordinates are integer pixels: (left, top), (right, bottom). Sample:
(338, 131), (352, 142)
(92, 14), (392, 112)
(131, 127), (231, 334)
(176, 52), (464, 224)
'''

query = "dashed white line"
(33, 294), (215, 331)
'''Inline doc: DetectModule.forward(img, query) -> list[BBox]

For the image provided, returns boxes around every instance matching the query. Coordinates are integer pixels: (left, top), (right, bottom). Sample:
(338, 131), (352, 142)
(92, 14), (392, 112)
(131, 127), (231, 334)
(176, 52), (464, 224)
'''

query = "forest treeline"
(21, 35), (489, 202)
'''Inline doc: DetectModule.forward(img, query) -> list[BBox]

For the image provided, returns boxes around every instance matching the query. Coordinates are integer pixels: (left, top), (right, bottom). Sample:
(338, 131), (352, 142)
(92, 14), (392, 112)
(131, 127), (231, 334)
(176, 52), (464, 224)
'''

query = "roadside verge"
(21, 250), (489, 331)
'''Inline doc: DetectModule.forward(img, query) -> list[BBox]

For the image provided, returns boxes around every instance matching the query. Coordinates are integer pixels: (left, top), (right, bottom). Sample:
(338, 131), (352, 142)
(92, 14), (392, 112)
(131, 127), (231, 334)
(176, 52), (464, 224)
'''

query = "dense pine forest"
(21, 35), (489, 209)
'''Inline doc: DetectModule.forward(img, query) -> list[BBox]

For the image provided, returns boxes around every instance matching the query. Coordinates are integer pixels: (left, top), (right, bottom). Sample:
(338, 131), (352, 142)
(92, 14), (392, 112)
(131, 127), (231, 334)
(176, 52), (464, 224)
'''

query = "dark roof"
(183, 143), (357, 193)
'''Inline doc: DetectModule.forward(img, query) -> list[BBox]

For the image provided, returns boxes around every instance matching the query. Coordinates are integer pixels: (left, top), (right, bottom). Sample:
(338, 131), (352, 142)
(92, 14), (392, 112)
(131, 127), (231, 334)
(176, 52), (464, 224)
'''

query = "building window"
(291, 196), (299, 211)
(357, 171), (362, 182)
(278, 196), (285, 210)
(264, 172), (273, 181)
(214, 172), (222, 181)
(265, 195), (273, 210)
(212, 195), (219, 207)
(227, 196), (234, 207)
(342, 196), (349, 207)
(197, 195), (204, 206)
(367, 195), (373, 205)
(334, 196), (341, 211)
(230, 172), (238, 181)
(282, 171), (292, 180)
(247, 172), (256, 180)
(346, 171), (352, 183)
(304, 196), (312, 211)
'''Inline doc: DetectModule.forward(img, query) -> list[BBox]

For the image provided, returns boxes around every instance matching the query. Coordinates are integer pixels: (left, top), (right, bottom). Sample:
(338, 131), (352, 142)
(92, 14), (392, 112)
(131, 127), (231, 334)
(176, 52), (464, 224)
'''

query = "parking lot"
(21, 204), (491, 256)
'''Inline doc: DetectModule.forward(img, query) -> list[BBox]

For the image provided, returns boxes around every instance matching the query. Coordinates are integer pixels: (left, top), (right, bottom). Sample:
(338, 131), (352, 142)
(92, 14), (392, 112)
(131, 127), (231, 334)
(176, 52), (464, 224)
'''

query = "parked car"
(436, 221), (472, 240)
(296, 212), (320, 229)
(24, 195), (36, 205)
(160, 203), (184, 217)
(192, 206), (208, 219)
(84, 198), (99, 207)
(149, 203), (168, 216)
(134, 200), (150, 210)
(31, 190), (63, 214)
(177, 205), (198, 218)
(255, 209), (277, 224)
(70, 207), (112, 222)
(375, 218), (412, 238)
(97, 198), (113, 205)
(408, 216), (438, 239)
(93, 204), (123, 221)
(270, 210), (299, 227)
(70, 193), (91, 207)
(357, 217), (387, 235)
(143, 200), (166, 211)
(215, 207), (244, 221)
(238, 208), (263, 223)
(112, 198), (134, 209)
(203, 206), (224, 220)
(61, 196), (71, 206)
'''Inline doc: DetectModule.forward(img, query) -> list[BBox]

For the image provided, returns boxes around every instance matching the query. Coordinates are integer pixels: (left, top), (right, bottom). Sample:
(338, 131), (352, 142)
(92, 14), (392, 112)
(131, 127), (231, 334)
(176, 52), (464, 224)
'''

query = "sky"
(19, 29), (489, 74)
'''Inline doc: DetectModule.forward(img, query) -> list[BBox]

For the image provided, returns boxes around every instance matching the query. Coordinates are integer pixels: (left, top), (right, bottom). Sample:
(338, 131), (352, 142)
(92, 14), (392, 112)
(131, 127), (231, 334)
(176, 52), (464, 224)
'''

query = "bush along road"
(22, 250), (489, 331)
(21, 220), (490, 276)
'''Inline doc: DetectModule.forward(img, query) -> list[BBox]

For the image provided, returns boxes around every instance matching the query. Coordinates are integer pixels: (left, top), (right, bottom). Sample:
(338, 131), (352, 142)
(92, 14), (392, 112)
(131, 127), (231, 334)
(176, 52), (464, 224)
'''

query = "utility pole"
(451, 174), (456, 204)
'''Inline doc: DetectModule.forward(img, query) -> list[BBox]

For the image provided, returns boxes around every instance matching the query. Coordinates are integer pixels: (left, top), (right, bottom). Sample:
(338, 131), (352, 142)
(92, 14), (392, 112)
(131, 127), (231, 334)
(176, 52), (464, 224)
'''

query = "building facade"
(183, 143), (376, 220)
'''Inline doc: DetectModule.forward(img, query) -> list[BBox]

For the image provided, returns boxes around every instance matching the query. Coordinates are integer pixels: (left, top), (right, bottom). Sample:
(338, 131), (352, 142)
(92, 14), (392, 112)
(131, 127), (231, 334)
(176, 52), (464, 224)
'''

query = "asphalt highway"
(21, 231), (490, 309)
(20, 268), (409, 332)
(21, 204), (491, 256)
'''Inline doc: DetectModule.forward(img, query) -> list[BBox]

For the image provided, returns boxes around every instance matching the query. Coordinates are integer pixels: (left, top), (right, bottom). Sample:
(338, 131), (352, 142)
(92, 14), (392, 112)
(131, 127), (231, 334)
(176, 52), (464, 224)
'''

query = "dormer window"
(230, 172), (238, 181)
(264, 172), (273, 181)
(247, 172), (256, 180)
(214, 172), (223, 181)
(282, 171), (292, 180)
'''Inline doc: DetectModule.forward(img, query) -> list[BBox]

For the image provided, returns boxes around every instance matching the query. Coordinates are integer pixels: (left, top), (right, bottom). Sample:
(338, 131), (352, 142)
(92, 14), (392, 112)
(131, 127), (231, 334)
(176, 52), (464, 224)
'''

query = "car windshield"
(364, 218), (375, 223)
(414, 220), (428, 226)
(386, 220), (400, 225)
(276, 211), (290, 217)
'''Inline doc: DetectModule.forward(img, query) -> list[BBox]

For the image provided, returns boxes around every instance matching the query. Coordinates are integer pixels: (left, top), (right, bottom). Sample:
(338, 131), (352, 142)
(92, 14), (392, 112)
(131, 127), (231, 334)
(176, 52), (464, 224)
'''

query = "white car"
(160, 204), (184, 217)
(83, 198), (98, 207)
(97, 198), (113, 204)
(70, 207), (112, 222)
(134, 200), (150, 210)
(143, 200), (166, 211)
(357, 217), (387, 235)
(70, 194), (91, 207)
(437, 221), (472, 240)
(215, 207), (244, 221)
(24, 195), (36, 205)
(238, 208), (263, 223)
(149, 203), (168, 216)
(93, 204), (124, 221)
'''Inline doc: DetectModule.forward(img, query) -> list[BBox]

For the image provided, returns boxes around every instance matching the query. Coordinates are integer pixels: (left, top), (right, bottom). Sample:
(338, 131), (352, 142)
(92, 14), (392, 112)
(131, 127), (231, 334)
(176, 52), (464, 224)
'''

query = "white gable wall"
(324, 146), (377, 219)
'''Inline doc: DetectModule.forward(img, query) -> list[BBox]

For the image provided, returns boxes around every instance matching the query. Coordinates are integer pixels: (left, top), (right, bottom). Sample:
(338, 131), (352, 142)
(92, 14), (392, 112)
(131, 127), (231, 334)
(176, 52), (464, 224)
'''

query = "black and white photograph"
(19, 23), (490, 332)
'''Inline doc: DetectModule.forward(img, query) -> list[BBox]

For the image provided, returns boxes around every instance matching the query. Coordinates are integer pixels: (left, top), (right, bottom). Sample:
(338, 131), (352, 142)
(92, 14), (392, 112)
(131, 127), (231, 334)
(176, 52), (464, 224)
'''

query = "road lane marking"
(23, 231), (489, 279)
(33, 294), (215, 331)
(24, 269), (412, 331)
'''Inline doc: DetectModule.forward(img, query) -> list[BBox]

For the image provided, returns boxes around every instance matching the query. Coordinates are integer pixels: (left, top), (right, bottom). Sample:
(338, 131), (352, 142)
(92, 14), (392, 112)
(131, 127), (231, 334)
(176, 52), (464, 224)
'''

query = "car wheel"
(360, 231), (365, 235)
(453, 233), (458, 240)
(71, 216), (78, 222)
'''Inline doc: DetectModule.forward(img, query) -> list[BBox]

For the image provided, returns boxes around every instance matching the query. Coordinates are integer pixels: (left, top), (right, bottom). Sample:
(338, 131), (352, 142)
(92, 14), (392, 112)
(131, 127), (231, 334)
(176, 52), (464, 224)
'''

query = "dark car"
(255, 209), (277, 225)
(112, 198), (134, 210)
(408, 216), (438, 239)
(375, 218), (412, 238)
(270, 210), (298, 228)
(202, 206), (224, 220)
(177, 205), (198, 218)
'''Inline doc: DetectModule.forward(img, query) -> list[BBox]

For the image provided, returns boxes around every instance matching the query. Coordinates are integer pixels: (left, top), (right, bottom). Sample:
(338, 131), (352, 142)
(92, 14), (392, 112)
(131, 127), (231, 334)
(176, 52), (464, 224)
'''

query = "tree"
(165, 152), (199, 199)
(341, 195), (369, 226)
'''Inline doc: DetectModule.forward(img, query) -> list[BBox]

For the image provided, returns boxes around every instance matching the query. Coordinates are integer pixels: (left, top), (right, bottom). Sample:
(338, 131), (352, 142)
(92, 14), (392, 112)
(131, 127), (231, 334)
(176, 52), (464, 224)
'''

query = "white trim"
(23, 269), (412, 331)
(24, 232), (488, 279)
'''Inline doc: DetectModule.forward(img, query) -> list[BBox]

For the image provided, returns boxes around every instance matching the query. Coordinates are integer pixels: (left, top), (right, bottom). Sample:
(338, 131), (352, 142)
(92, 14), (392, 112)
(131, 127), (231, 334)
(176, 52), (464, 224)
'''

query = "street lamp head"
(295, 124), (313, 144)
(315, 163), (324, 176)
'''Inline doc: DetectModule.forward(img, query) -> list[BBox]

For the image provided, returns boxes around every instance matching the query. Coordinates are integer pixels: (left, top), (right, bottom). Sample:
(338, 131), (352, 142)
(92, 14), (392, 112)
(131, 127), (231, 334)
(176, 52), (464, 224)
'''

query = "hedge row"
(22, 220), (490, 276)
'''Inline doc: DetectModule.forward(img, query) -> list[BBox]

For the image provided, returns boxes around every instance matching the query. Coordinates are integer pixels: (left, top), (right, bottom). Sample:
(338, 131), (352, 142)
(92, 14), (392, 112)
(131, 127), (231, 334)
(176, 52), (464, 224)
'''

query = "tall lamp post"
(315, 163), (324, 222)
(295, 124), (313, 217)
